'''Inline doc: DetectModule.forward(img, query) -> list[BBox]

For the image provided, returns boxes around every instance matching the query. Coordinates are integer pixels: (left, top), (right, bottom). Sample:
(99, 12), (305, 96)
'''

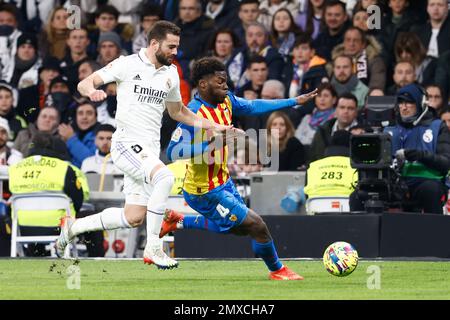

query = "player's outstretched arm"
(78, 73), (107, 102)
(166, 101), (232, 133)
(232, 88), (318, 116)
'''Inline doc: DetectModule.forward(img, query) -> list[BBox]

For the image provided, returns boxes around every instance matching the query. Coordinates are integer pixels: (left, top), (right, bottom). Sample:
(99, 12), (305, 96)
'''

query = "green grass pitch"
(0, 259), (449, 300)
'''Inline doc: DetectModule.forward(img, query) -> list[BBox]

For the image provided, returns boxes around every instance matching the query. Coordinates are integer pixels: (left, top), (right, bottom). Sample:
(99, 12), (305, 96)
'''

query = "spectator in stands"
(208, 28), (242, 90)
(228, 136), (262, 178)
(0, 117), (22, 173)
(266, 110), (305, 171)
(38, 6), (69, 60)
(2, 33), (40, 90)
(81, 124), (120, 174)
(353, 84), (450, 214)
(0, 4), (22, 71)
(88, 5), (134, 56)
(16, 56), (61, 123)
(132, 4), (163, 54)
(233, 0), (260, 45)
(394, 32), (437, 88)
(283, 34), (327, 99)
(331, 27), (386, 93)
(294, 0), (324, 40)
(235, 22), (284, 89)
(410, 0), (449, 58)
(379, 0), (420, 79)
(312, 0), (350, 61)
(204, 0), (240, 30)
(426, 84), (445, 116)
(235, 55), (268, 99)
(0, 82), (26, 141)
(304, 130), (357, 202)
(96, 32), (123, 67)
(258, 0), (300, 32)
(59, 101), (98, 168)
(12, 0), (54, 34)
(386, 60), (416, 95)
(8, 132), (82, 256)
(238, 79), (285, 136)
(309, 92), (359, 163)
(78, 60), (101, 83)
(46, 75), (76, 124)
(270, 8), (303, 61)
(97, 83), (117, 127)
(60, 28), (91, 93)
(330, 55), (369, 109)
(294, 83), (337, 159)
(440, 106), (450, 130)
(434, 50), (450, 101)
(176, 0), (215, 81)
(14, 106), (61, 156)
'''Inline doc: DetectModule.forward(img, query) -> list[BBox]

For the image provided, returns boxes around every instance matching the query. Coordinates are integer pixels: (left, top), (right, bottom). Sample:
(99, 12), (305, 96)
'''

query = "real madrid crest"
(166, 78), (172, 90)
(423, 129), (433, 143)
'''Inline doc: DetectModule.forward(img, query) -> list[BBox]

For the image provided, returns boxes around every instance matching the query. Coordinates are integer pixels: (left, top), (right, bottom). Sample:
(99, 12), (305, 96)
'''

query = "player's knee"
(248, 212), (269, 236)
(124, 207), (146, 227)
(151, 167), (175, 189)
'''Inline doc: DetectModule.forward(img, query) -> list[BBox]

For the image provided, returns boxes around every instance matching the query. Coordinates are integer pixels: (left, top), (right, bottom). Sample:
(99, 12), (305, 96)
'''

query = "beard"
(155, 48), (174, 66)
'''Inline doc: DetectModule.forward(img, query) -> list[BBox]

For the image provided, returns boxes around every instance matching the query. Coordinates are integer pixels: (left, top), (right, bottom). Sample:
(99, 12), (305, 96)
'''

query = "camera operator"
(351, 83), (450, 214)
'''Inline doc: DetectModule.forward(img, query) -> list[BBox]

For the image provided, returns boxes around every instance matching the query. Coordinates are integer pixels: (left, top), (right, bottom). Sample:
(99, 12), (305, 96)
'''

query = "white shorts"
(111, 140), (163, 206)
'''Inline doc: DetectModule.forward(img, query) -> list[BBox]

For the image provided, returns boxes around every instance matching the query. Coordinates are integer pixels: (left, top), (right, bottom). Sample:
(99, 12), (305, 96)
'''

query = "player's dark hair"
(95, 4), (119, 20)
(147, 21), (181, 44)
(191, 57), (226, 86)
(338, 92), (358, 108)
(95, 124), (116, 135)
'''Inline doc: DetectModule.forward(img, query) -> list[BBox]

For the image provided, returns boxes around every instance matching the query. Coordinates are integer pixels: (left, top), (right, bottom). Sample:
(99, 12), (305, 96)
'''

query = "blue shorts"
(183, 179), (249, 233)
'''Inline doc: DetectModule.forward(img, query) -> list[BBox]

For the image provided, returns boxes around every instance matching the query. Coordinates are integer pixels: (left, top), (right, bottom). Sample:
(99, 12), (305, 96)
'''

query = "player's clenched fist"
(89, 89), (108, 102)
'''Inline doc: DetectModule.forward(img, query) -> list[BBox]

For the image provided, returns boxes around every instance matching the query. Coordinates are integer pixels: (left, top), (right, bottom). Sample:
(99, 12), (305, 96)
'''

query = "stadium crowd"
(0, 0), (448, 219)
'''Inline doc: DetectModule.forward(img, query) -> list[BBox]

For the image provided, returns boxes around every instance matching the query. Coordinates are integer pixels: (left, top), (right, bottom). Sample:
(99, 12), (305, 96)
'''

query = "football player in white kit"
(55, 21), (232, 269)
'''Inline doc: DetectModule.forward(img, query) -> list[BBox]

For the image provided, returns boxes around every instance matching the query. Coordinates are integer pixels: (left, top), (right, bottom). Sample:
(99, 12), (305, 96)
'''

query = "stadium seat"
(305, 196), (350, 215)
(10, 192), (76, 258)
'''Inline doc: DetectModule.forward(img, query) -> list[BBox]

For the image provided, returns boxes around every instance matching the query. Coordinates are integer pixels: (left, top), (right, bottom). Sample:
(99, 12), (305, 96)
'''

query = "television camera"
(350, 96), (408, 213)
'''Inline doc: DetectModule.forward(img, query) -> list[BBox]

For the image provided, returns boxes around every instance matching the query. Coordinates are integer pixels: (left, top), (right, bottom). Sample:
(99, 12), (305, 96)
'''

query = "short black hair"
(337, 92), (358, 107)
(293, 33), (313, 49)
(239, 0), (260, 8)
(247, 54), (267, 68)
(147, 21), (181, 44)
(191, 57), (226, 86)
(324, 0), (346, 13)
(0, 4), (18, 20)
(95, 124), (116, 135)
(95, 4), (119, 20)
(140, 4), (163, 21)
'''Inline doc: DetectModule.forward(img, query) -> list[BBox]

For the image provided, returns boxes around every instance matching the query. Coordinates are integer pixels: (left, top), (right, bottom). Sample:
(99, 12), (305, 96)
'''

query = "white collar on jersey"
(139, 48), (168, 71)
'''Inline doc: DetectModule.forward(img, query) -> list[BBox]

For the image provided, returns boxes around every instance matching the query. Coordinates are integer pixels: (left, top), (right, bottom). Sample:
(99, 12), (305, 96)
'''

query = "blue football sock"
(251, 239), (283, 272)
(183, 215), (222, 233)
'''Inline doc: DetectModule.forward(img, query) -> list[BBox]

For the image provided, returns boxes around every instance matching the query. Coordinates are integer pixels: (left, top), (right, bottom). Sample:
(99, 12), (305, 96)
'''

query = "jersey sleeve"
(165, 67), (182, 102)
(229, 93), (298, 116)
(166, 123), (210, 161)
(95, 56), (127, 84)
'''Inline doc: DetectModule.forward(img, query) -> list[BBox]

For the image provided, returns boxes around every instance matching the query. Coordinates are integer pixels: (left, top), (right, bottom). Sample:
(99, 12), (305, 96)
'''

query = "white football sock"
(70, 207), (131, 236)
(144, 167), (174, 248)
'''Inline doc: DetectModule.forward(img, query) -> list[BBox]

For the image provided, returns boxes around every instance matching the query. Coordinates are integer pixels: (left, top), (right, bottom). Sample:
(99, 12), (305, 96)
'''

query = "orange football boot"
(159, 210), (184, 238)
(269, 266), (304, 280)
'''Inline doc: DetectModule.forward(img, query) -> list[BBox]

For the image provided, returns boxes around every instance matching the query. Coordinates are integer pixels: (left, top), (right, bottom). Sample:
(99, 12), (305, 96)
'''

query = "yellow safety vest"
(167, 160), (188, 195)
(71, 165), (90, 201)
(9, 156), (77, 227)
(304, 156), (358, 198)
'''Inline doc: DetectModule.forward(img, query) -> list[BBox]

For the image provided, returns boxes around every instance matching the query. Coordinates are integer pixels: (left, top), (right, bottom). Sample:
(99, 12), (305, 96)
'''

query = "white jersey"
(96, 48), (182, 146)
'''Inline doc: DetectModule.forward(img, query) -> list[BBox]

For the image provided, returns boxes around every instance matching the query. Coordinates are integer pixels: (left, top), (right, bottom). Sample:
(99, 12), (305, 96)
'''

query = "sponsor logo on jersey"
(134, 84), (168, 104)
(133, 74), (141, 81)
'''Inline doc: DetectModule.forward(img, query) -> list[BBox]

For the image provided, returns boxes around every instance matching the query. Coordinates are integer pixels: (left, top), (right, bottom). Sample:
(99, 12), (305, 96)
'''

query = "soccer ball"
(323, 241), (359, 277)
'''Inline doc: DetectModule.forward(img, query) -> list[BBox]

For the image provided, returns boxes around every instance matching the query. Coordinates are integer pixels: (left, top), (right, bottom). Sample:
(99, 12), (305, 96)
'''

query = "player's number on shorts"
(216, 204), (230, 218)
(131, 144), (142, 154)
